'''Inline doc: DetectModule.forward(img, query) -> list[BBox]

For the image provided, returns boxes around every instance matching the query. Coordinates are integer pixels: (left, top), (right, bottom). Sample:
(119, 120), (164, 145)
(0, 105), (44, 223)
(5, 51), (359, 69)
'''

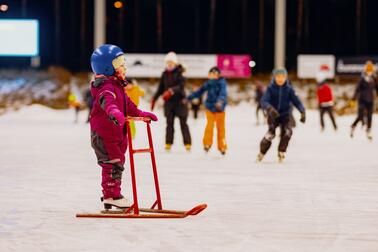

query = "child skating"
(257, 68), (306, 163)
(350, 61), (378, 140)
(89, 44), (157, 208)
(187, 67), (228, 155)
(68, 92), (81, 123)
(316, 71), (337, 131)
(255, 81), (266, 125)
(125, 78), (145, 139)
(190, 92), (202, 119)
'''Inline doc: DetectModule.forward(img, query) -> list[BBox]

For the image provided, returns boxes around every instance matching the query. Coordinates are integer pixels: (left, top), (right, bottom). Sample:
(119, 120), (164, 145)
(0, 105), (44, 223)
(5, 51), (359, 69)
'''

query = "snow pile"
(0, 70), (69, 114)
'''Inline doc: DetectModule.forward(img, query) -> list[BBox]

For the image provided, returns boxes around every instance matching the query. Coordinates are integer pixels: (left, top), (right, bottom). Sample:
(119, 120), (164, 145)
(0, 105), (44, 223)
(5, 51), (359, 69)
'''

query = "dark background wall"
(0, 0), (377, 73)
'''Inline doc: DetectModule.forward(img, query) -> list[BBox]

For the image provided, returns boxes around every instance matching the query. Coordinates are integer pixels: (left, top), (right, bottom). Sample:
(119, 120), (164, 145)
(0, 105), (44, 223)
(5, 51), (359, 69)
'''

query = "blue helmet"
(90, 44), (124, 76)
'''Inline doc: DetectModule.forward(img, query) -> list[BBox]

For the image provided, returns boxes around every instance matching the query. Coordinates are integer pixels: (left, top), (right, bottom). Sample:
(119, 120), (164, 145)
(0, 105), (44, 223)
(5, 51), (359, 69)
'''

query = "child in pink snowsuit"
(90, 44), (157, 208)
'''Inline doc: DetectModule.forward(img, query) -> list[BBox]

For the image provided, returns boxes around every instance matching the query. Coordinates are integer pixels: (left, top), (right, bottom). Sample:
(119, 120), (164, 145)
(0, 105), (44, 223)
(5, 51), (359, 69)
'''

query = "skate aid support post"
(126, 116), (162, 215)
(76, 116), (206, 218)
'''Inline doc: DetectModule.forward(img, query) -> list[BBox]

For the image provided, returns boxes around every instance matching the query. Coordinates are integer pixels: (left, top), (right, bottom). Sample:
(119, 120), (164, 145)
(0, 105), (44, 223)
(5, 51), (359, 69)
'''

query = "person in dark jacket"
(255, 81), (266, 125)
(187, 66), (228, 155)
(257, 68), (306, 162)
(151, 52), (192, 151)
(350, 61), (378, 140)
(190, 95), (202, 119)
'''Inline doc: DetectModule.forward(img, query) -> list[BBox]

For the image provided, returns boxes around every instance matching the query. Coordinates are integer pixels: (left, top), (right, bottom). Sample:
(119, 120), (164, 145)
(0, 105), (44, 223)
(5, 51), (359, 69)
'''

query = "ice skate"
(256, 153), (264, 162)
(185, 144), (191, 152)
(165, 144), (172, 151)
(367, 129), (373, 141)
(101, 196), (129, 210)
(220, 149), (226, 156)
(278, 152), (285, 163)
(350, 126), (356, 138)
(204, 145), (210, 153)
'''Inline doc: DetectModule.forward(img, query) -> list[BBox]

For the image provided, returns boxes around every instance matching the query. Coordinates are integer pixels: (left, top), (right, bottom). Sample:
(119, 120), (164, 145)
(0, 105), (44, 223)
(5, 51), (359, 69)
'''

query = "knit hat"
(209, 66), (221, 75)
(164, 51), (178, 64)
(364, 61), (376, 74)
(272, 67), (288, 76)
(316, 71), (327, 83)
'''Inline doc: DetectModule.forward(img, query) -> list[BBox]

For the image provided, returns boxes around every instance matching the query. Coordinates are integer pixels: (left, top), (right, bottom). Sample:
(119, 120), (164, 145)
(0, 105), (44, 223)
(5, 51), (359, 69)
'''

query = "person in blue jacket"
(257, 68), (306, 162)
(187, 66), (228, 155)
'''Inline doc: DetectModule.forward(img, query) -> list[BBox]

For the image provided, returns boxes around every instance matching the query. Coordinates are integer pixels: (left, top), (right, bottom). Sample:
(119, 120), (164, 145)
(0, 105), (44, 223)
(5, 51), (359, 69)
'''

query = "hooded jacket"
(261, 80), (305, 118)
(188, 77), (228, 112)
(90, 76), (143, 142)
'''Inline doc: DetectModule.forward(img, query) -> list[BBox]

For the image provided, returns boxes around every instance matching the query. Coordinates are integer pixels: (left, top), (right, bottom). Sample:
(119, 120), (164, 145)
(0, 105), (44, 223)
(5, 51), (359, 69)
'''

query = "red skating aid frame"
(76, 116), (207, 218)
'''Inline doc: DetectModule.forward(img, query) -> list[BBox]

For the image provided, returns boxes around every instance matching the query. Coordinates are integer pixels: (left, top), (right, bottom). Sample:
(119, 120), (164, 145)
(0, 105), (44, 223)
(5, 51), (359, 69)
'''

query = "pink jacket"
(90, 76), (143, 142)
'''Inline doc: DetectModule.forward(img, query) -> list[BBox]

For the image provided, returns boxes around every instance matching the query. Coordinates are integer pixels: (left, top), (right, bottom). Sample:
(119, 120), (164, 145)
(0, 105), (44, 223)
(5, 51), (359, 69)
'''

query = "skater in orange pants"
(187, 66), (228, 155)
(203, 110), (227, 153)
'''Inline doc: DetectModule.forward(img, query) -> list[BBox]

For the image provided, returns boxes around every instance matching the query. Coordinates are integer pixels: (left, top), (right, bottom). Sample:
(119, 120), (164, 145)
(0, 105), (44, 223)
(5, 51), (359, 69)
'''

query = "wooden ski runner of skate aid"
(76, 117), (207, 218)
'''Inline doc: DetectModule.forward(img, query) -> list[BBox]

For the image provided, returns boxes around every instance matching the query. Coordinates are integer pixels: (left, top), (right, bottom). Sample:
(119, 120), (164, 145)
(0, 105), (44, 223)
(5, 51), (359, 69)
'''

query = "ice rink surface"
(1, 102), (378, 252)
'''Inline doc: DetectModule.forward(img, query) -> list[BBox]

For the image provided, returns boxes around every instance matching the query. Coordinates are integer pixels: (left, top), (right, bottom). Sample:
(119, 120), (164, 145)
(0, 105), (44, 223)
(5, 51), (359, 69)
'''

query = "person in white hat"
(151, 51), (192, 151)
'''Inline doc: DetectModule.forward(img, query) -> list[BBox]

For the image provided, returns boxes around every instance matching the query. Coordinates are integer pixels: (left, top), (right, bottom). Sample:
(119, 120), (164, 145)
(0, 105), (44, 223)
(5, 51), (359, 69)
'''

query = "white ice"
(0, 102), (378, 252)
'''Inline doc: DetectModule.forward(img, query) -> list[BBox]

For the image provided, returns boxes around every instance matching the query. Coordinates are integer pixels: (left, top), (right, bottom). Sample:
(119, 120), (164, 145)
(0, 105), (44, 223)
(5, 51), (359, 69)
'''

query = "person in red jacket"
(316, 72), (337, 131)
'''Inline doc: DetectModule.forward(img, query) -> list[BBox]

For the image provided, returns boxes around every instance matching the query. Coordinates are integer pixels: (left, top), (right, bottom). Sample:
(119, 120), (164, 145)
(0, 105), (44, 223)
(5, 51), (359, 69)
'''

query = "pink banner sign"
(217, 55), (251, 78)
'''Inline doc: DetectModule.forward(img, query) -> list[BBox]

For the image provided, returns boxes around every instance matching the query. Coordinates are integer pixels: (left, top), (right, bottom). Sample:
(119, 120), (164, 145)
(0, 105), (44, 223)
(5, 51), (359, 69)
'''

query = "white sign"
(297, 55), (335, 79)
(125, 54), (217, 78)
(0, 19), (39, 56)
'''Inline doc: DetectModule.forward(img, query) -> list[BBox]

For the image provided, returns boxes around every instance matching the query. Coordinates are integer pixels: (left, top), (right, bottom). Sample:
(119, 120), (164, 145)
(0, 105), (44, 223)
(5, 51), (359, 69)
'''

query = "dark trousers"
(260, 116), (293, 154)
(192, 105), (200, 119)
(352, 101), (374, 129)
(256, 103), (265, 123)
(165, 102), (191, 145)
(74, 106), (80, 123)
(320, 106), (337, 130)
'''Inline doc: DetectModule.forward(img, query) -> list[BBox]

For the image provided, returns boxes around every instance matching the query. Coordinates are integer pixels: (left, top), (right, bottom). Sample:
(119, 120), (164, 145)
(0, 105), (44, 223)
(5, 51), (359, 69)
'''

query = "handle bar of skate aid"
(126, 116), (151, 123)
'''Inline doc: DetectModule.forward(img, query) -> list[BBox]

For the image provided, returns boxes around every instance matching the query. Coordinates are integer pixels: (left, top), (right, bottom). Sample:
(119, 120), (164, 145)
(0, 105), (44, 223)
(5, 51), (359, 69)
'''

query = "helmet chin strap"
(114, 69), (128, 87)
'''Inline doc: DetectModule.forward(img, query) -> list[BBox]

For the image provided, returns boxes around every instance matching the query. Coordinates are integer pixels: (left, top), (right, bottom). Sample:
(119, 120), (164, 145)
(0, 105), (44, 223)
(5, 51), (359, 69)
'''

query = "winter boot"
(101, 195), (129, 210)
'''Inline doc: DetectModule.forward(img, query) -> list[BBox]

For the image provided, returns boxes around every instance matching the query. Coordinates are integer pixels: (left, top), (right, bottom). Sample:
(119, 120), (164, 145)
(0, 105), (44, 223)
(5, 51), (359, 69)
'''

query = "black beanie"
(209, 66), (221, 74)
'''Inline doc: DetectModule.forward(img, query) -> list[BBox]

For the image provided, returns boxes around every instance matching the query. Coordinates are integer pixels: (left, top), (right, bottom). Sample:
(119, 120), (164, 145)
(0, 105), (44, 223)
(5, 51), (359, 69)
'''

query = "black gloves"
(300, 112), (306, 123)
(267, 106), (279, 119)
